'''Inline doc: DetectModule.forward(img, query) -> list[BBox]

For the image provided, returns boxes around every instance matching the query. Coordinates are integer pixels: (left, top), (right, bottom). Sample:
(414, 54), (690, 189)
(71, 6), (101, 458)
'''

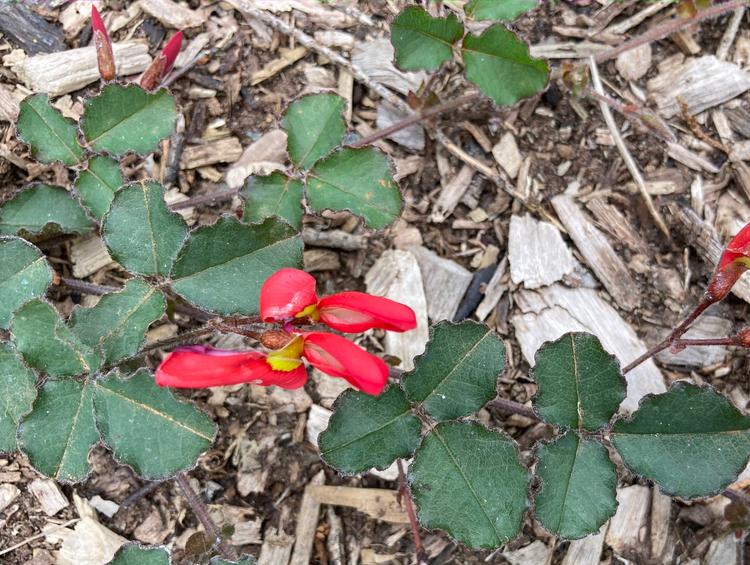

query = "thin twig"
(59, 277), (119, 295)
(121, 481), (161, 508)
(487, 397), (539, 420)
(176, 472), (239, 562)
(397, 459), (428, 565)
(588, 57), (670, 238)
(0, 519), (80, 557)
(716, 6), (746, 61)
(594, 1), (748, 64)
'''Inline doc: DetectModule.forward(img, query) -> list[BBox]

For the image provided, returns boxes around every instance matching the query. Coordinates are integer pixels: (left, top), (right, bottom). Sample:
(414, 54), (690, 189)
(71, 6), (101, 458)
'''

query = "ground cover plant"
(1, 0), (750, 563)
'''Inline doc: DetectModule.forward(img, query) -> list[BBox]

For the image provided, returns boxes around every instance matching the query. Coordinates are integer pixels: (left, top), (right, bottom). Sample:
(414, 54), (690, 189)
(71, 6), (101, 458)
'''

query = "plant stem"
(673, 337), (739, 347)
(397, 459), (428, 565)
(136, 325), (217, 356)
(594, 0), (748, 64)
(60, 277), (118, 295)
(487, 397), (539, 420)
(168, 188), (239, 210)
(175, 472), (239, 562)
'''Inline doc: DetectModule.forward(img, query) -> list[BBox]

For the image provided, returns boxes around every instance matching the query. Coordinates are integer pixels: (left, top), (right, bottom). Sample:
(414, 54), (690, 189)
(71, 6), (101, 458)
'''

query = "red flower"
(155, 334), (389, 395)
(91, 6), (115, 81)
(140, 31), (183, 90)
(707, 222), (750, 302)
(260, 268), (417, 333)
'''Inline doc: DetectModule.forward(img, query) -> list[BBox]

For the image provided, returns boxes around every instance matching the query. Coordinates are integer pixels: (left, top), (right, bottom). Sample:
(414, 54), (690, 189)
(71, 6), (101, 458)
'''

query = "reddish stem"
(397, 459), (428, 565)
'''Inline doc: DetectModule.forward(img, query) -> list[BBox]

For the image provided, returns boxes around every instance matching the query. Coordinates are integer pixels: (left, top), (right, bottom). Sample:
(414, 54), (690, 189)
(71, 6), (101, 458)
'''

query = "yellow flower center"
(266, 335), (304, 371)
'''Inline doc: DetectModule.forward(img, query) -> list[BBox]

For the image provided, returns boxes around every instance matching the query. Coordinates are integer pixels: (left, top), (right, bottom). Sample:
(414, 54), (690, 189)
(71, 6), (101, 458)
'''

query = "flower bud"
(91, 6), (116, 81)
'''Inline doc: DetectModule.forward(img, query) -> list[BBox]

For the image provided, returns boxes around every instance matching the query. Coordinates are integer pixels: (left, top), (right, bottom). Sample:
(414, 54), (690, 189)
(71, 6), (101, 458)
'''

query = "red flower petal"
(155, 345), (307, 389)
(317, 291), (417, 333)
(719, 221), (750, 270)
(91, 6), (115, 81)
(302, 332), (388, 395)
(260, 268), (318, 322)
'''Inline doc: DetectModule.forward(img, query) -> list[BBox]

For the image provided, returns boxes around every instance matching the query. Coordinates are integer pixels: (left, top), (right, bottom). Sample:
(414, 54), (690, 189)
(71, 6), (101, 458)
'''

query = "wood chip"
(703, 532), (736, 565)
(13, 41), (151, 97)
(251, 46), (308, 86)
(409, 246), (472, 322)
(301, 228), (366, 251)
(70, 235), (116, 279)
(0, 84), (21, 122)
(258, 530), (294, 565)
(29, 479), (68, 517)
(512, 284), (666, 413)
(60, 1), (102, 37)
(376, 101), (424, 150)
(133, 507), (174, 545)
(431, 165), (476, 223)
(303, 249), (340, 271)
(552, 195), (640, 311)
(0, 3), (65, 55)
(476, 258), (508, 322)
(306, 404), (332, 447)
(562, 525), (606, 565)
(502, 540), (553, 565)
(0, 484), (19, 513)
(289, 470), (326, 565)
(225, 130), (288, 189)
(508, 214), (576, 289)
(492, 133), (523, 179)
(605, 485), (651, 558)
(45, 517), (127, 565)
(615, 42), (652, 81)
(181, 138), (243, 170)
(650, 487), (673, 563)
(308, 486), (409, 524)
(365, 250), (429, 370)
(655, 315), (732, 368)
(351, 39), (426, 95)
(648, 55), (750, 118)
(139, 0), (206, 28)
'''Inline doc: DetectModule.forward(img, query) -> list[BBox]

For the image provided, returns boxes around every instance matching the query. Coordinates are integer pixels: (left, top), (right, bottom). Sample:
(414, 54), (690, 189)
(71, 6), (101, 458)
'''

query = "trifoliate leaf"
(94, 370), (217, 480)
(170, 216), (303, 316)
(533, 332), (625, 431)
(0, 343), (37, 452)
(17, 94), (83, 165)
(403, 321), (505, 421)
(0, 236), (52, 329)
(307, 147), (402, 229)
(75, 156), (124, 220)
(611, 383), (750, 498)
(102, 181), (188, 276)
(410, 421), (528, 549)
(0, 185), (93, 236)
(534, 432), (617, 539)
(18, 378), (98, 482)
(283, 93), (347, 169)
(241, 172), (304, 229)
(319, 386), (421, 475)
(391, 6), (463, 71)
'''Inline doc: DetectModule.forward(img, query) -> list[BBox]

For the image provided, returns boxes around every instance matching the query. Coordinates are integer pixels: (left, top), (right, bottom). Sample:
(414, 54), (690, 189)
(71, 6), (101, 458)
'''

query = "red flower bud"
(91, 6), (116, 81)
(706, 222), (750, 303)
(140, 31), (183, 91)
(737, 327), (750, 348)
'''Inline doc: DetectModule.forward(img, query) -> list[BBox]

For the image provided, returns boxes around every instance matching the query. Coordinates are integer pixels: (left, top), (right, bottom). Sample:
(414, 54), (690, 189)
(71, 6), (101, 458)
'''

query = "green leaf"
(283, 93), (347, 169)
(81, 84), (178, 156)
(171, 216), (303, 316)
(461, 24), (549, 106)
(533, 332), (625, 432)
(102, 181), (188, 276)
(0, 184), (93, 236)
(241, 172), (304, 229)
(611, 383), (750, 498)
(533, 433), (617, 539)
(94, 370), (217, 480)
(0, 343), (37, 453)
(17, 94), (83, 165)
(210, 557), (257, 565)
(11, 299), (101, 377)
(403, 321), (505, 421)
(319, 386), (421, 475)
(70, 279), (165, 365)
(0, 236), (53, 329)
(18, 378), (98, 482)
(391, 6), (463, 71)
(107, 544), (170, 565)
(465, 0), (537, 21)
(307, 147), (402, 229)
(409, 421), (527, 549)
(75, 156), (124, 220)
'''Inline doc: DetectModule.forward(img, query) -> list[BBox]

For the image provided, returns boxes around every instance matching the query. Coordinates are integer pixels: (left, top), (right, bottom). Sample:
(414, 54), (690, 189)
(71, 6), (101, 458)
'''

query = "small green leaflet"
(464, 0), (537, 21)
(533, 332), (625, 431)
(0, 343), (37, 453)
(283, 93), (347, 169)
(319, 386), (421, 475)
(107, 544), (170, 565)
(81, 84), (178, 156)
(170, 216), (303, 316)
(307, 147), (402, 230)
(102, 181), (188, 276)
(409, 421), (528, 549)
(391, 6), (464, 71)
(403, 321), (505, 421)
(0, 185), (93, 236)
(70, 279), (165, 365)
(0, 236), (52, 329)
(11, 299), (101, 377)
(461, 25), (549, 106)
(94, 370), (217, 480)
(75, 156), (124, 220)
(18, 378), (98, 483)
(611, 383), (750, 498)
(241, 172), (304, 229)
(17, 94), (83, 165)
(533, 433), (617, 539)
